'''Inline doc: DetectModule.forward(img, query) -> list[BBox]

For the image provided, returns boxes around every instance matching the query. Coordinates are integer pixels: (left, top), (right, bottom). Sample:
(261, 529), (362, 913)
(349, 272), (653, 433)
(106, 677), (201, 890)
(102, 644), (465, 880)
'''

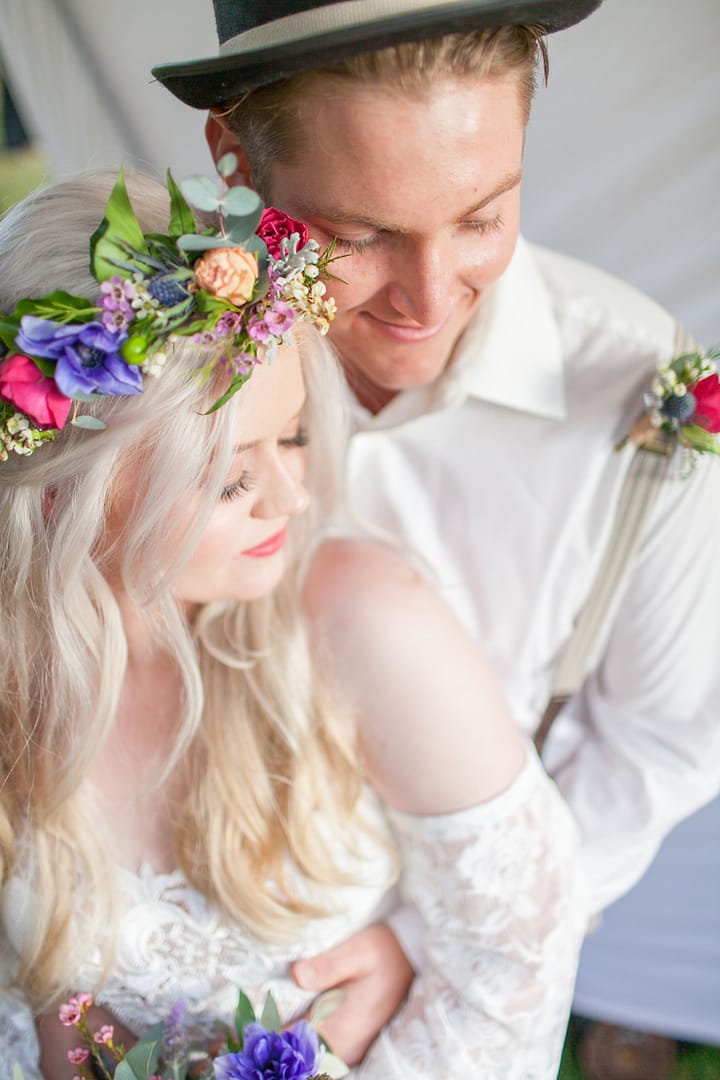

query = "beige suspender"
(534, 324), (697, 752)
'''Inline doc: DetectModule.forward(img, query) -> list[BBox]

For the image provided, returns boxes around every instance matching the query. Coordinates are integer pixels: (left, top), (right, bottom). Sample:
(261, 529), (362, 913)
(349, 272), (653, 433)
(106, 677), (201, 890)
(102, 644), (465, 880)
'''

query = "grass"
(559, 1019), (720, 1079)
(0, 145), (50, 214)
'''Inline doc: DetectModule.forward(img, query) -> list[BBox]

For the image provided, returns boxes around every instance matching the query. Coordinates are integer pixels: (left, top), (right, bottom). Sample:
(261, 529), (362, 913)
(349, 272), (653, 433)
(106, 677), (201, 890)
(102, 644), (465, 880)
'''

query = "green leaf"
(15, 291), (98, 324)
(13, 1064), (26, 1080)
(181, 175), (221, 212)
(113, 1038), (161, 1080)
(0, 315), (21, 350)
(90, 169), (148, 282)
(220, 186), (263, 219)
(33, 358), (56, 377)
(177, 234), (233, 252)
(234, 989), (256, 1043)
(680, 422), (720, 455)
(259, 990), (282, 1033)
(319, 1051), (350, 1078)
(71, 414), (107, 430)
(216, 152), (239, 179)
(309, 990), (346, 1027)
(167, 168), (196, 238)
(205, 370), (253, 414)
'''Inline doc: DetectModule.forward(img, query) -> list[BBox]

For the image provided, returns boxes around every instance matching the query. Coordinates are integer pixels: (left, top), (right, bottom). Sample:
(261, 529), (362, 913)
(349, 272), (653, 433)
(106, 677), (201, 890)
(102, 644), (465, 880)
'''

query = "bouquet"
(14, 989), (349, 1080)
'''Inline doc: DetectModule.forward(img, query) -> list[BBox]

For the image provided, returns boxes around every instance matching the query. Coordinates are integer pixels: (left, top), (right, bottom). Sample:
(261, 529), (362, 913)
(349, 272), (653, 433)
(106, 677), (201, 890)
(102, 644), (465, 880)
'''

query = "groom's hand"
(291, 923), (413, 1065)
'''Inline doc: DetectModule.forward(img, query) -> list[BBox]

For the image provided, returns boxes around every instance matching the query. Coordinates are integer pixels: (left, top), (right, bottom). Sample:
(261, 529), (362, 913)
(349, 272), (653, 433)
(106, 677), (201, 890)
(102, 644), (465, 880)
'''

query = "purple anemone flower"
(16, 316), (141, 397)
(214, 1021), (319, 1080)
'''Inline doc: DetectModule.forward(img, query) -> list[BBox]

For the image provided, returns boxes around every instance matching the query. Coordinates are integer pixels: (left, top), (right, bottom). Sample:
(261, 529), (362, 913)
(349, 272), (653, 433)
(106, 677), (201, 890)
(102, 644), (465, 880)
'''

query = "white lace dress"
(1, 745), (588, 1079)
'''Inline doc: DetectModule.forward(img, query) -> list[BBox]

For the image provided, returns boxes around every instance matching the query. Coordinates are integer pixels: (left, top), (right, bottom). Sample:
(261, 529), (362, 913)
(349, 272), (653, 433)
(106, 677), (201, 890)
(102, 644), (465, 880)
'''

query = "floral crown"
(0, 154), (338, 460)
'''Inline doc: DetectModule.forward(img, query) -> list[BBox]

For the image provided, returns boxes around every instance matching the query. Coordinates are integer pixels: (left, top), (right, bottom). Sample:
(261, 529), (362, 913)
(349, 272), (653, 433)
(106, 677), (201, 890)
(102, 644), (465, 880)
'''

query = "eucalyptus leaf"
(223, 205), (264, 241)
(220, 186), (263, 219)
(680, 422), (720, 455)
(234, 989), (256, 1044)
(181, 175), (221, 212)
(71, 414), (107, 431)
(309, 989), (346, 1027)
(167, 168), (197, 238)
(113, 1037), (161, 1080)
(90, 170), (147, 282)
(70, 391), (105, 403)
(216, 152), (239, 179)
(259, 990), (282, 1033)
(320, 1051), (350, 1078)
(177, 234), (233, 252)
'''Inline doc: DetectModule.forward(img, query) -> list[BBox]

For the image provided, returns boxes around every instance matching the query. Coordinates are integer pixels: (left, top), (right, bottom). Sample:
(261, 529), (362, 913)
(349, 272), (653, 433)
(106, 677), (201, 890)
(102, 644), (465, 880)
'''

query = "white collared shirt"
(343, 237), (720, 913)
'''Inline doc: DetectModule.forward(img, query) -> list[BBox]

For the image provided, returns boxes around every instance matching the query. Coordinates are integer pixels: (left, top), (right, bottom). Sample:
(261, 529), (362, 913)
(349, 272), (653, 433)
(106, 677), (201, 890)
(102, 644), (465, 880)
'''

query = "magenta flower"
(94, 1025), (114, 1045)
(67, 1048), (89, 1065)
(58, 1000), (83, 1027)
(99, 276), (134, 331)
(264, 301), (295, 334)
(0, 353), (72, 429)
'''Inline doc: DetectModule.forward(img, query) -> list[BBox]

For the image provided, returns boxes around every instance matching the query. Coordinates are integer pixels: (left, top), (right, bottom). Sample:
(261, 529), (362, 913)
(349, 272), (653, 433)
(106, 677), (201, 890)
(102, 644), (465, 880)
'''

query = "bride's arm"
(304, 538), (589, 1079)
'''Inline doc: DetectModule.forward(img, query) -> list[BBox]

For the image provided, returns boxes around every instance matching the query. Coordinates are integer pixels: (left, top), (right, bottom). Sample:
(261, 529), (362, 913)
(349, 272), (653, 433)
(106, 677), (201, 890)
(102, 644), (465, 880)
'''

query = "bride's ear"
(205, 113), (255, 190)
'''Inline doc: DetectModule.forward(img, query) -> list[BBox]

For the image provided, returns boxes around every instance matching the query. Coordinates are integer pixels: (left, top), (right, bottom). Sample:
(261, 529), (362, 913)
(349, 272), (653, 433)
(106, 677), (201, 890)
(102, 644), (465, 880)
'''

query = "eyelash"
(220, 428), (309, 502)
(464, 214), (504, 235)
(221, 471), (255, 503)
(333, 215), (504, 254)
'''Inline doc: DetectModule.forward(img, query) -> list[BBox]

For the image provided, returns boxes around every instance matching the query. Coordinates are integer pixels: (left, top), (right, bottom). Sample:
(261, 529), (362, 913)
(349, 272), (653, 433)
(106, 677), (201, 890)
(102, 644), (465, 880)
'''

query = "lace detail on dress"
(355, 746), (589, 1079)
(2, 750), (586, 1079)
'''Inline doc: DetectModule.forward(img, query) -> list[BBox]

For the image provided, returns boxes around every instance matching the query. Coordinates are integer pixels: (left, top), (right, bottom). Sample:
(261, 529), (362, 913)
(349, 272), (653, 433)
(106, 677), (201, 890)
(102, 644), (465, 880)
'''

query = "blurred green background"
(0, 67), (49, 214)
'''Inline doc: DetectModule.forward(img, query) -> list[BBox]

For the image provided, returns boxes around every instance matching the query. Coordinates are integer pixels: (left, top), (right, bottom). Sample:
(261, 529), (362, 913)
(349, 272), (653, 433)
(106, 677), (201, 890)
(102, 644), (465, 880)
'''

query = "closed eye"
(221, 471), (255, 502)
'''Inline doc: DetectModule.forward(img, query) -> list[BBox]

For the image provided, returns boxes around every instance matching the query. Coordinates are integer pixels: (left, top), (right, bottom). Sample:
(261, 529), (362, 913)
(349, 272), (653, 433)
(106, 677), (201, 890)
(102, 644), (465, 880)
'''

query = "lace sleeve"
(354, 745), (589, 1080)
(0, 986), (42, 1080)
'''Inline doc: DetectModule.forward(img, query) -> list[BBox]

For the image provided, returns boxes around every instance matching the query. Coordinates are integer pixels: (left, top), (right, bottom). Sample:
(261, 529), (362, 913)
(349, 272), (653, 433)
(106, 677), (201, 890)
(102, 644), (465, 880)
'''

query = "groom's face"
(264, 70), (525, 409)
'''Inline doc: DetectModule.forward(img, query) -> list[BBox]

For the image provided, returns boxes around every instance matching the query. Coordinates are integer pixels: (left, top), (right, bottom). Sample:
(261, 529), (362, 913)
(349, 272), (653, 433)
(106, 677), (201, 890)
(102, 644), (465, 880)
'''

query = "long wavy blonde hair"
(0, 172), (369, 1010)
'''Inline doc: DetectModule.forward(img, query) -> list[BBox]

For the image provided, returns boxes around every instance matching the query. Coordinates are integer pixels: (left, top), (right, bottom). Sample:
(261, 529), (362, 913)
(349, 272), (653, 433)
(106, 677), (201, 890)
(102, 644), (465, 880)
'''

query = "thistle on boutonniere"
(618, 347), (720, 458)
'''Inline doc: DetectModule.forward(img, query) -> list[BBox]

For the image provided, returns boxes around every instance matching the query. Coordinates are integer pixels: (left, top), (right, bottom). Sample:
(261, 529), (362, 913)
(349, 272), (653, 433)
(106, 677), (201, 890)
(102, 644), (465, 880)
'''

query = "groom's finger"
(291, 923), (413, 1065)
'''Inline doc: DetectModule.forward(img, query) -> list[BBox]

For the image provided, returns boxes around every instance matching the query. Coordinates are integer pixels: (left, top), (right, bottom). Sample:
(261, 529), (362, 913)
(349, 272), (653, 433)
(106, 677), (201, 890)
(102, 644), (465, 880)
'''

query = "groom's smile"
(266, 71), (526, 412)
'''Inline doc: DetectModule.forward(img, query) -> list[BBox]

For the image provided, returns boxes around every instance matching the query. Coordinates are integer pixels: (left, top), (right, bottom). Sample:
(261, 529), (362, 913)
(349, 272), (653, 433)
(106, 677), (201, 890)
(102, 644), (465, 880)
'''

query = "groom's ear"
(205, 113), (255, 190)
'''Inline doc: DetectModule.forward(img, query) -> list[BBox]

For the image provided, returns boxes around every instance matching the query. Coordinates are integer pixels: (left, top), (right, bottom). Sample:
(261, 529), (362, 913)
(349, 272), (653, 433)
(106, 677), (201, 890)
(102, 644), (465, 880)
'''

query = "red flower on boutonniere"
(618, 347), (720, 458)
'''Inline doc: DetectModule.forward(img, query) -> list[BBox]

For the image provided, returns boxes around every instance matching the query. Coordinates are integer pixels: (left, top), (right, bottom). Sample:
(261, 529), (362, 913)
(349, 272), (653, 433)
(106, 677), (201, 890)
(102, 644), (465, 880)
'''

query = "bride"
(0, 169), (587, 1079)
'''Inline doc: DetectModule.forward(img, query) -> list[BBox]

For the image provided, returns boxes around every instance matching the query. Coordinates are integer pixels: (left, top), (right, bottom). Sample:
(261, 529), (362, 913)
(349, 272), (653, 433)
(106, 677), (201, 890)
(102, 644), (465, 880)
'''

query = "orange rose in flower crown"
(193, 246), (259, 305)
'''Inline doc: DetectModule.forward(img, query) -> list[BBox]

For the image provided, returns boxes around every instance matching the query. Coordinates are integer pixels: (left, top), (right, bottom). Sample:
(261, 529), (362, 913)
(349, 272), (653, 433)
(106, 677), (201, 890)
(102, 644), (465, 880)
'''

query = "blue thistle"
(147, 272), (192, 307)
(661, 391), (696, 423)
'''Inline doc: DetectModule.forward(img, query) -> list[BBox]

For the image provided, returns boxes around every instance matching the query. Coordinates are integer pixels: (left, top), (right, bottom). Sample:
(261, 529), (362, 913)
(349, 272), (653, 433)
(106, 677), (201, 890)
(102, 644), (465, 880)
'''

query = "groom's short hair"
(216, 26), (547, 195)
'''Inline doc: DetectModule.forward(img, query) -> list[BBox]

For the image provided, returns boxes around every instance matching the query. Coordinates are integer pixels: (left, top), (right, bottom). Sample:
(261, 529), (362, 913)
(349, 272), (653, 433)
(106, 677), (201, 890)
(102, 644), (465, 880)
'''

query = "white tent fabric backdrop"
(1, 0), (719, 1044)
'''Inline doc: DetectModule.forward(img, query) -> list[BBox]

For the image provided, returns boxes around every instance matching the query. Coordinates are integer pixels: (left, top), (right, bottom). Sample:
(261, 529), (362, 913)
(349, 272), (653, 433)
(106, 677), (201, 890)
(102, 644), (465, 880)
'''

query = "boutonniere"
(618, 347), (720, 457)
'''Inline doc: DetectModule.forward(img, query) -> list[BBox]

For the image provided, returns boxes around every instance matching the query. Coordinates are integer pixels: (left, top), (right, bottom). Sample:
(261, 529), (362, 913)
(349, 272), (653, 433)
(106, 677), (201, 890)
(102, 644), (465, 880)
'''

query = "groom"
(154, 0), (720, 1064)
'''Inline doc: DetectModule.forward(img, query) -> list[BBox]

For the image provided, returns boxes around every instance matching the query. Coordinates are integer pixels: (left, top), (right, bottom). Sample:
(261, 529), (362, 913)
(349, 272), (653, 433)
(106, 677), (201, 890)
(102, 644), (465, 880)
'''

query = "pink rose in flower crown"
(194, 246), (258, 305)
(0, 354), (72, 429)
(691, 373), (720, 432)
(257, 208), (309, 259)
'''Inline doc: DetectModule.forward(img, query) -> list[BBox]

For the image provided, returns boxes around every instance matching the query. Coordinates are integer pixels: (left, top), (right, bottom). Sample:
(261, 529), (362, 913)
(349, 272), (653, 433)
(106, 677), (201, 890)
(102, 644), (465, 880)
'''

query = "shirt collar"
(351, 236), (566, 432)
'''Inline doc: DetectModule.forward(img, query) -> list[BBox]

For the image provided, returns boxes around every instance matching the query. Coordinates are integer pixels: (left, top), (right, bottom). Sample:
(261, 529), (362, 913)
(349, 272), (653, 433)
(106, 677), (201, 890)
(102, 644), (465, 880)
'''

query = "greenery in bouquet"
(12, 988), (349, 1080)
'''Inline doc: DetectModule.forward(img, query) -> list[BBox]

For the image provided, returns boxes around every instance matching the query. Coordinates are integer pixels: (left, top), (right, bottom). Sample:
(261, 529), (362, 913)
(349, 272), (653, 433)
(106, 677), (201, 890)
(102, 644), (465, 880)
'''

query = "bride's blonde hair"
(0, 172), (368, 1009)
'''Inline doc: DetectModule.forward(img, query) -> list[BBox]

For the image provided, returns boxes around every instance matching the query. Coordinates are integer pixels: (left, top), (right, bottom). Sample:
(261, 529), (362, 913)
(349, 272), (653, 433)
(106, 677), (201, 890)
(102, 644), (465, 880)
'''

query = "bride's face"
(173, 337), (310, 605)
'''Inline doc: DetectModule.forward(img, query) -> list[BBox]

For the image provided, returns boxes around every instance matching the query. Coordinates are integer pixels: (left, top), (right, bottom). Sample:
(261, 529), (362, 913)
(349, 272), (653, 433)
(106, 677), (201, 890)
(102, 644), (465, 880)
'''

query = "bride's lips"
(361, 311), (448, 342)
(242, 527), (287, 558)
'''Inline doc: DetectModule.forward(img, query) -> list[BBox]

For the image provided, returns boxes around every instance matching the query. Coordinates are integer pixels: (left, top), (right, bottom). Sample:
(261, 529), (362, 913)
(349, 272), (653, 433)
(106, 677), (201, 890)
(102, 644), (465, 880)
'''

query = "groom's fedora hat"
(153, 0), (603, 109)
